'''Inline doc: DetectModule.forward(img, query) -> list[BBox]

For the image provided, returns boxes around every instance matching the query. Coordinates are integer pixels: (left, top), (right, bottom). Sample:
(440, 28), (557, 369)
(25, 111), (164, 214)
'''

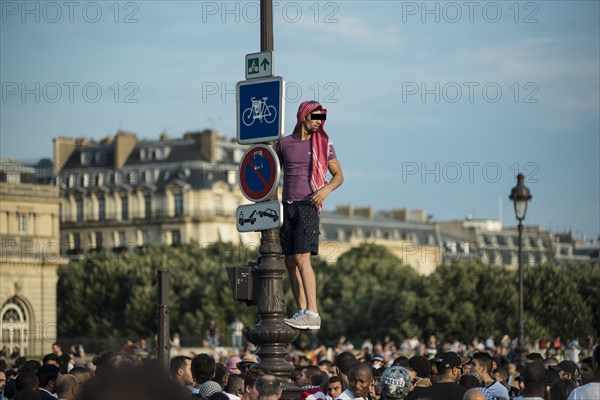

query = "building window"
(81, 152), (91, 165)
(142, 230), (150, 245)
(121, 195), (129, 220)
(129, 171), (138, 184)
(171, 230), (181, 246)
(95, 152), (106, 164)
(76, 199), (84, 222)
(68, 175), (75, 188)
(98, 197), (106, 221)
(174, 193), (183, 217)
(73, 233), (81, 250)
(144, 170), (153, 183)
(145, 194), (152, 219)
(95, 232), (103, 249)
(6, 172), (20, 184)
(18, 215), (26, 233)
(83, 173), (90, 188)
(119, 231), (126, 247)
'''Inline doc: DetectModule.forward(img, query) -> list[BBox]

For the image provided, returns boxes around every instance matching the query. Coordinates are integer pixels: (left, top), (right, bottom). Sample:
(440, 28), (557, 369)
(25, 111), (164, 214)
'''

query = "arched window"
(1, 297), (30, 356)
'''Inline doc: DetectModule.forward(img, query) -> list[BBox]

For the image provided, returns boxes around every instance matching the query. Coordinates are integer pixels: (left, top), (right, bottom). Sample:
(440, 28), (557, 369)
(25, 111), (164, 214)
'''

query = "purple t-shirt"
(276, 134), (336, 202)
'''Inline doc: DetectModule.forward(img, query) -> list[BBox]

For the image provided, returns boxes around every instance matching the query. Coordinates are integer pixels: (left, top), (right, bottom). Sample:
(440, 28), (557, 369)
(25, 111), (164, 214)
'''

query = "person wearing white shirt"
(567, 344), (600, 400)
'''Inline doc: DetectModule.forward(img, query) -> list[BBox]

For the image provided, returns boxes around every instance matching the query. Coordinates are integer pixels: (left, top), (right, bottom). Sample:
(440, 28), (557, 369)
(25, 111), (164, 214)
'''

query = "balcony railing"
(60, 207), (235, 223)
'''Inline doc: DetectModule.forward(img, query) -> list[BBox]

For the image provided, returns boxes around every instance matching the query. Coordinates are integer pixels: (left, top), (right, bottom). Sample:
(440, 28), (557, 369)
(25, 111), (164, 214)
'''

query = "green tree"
(316, 243), (421, 343)
(57, 243), (259, 342)
(418, 260), (518, 342)
(524, 263), (594, 339)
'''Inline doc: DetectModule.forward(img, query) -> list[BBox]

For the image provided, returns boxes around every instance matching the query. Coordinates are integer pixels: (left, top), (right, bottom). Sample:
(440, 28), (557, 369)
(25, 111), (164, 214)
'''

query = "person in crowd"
(298, 365), (329, 400)
(191, 353), (216, 393)
(255, 375), (282, 400)
(328, 376), (343, 399)
(231, 318), (245, 351)
(67, 367), (91, 387)
(380, 366), (411, 400)
(567, 345), (599, 400)
(0, 370), (6, 400)
(412, 352), (466, 400)
(224, 374), (245, 400)
(470, 352), (509, 400)
(526, 353), (544, 364)
(513, 362), (546, 400)
(549, 379), (577, 400)
(549, 361), (580, 385)
(214, 363), (229, 389)
(170, 355), (194, 389)
(242, 366), (270, 400)
(579, 357), (594, 385)
(335, 352), (358, 389)
(335, 362), (372, 400)
(51, 344), (70, 374)
(199, 381), (224, 399)
(206, 320), (220, 348)
(408, 356), (432, 388)
(463, 388), (487, 400)
(54, 374), (79, 400)
(237, 355), (259, 376)
(319, 360), (335, 378)
(36, 365), (60, 400)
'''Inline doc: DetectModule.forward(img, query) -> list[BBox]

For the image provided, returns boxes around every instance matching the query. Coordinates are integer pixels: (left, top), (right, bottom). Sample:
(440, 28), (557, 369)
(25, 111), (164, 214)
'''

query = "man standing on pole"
(276, 100), (344, 330)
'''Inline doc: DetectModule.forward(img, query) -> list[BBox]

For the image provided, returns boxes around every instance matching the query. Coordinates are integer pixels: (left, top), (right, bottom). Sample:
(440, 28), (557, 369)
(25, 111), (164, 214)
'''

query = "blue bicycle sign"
(242, 97), (277, 126)
(236, 76), (284, 145)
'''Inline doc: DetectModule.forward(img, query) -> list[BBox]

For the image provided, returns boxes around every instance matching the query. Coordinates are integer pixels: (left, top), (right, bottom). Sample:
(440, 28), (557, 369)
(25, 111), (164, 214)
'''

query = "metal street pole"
(261, 0), (273, 52)
(157, 269), (170, 373)
(517, 221), (525, 369)
(245, 0), (299, 389)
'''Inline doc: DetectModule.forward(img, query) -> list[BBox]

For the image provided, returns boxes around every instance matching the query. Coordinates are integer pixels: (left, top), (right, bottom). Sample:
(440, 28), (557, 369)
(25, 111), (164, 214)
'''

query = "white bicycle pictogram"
(242, 97), (277, 126)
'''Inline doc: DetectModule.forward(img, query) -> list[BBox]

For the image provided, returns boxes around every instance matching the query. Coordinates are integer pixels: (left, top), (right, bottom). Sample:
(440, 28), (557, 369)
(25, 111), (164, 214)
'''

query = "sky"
(1, 0), (599, 240)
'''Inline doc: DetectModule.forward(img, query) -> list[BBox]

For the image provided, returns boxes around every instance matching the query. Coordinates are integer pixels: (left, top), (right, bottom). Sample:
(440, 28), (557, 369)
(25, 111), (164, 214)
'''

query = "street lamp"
(509, 173), (532, 369)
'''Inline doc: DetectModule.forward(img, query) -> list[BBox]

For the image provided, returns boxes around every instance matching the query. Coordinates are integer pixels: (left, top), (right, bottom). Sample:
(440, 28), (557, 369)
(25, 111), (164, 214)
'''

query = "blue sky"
(1, 1), (599, 239)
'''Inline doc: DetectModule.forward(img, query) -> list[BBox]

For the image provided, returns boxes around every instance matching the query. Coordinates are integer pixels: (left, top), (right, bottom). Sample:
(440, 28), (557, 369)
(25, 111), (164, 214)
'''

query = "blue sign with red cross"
(238, 144), (280, 202)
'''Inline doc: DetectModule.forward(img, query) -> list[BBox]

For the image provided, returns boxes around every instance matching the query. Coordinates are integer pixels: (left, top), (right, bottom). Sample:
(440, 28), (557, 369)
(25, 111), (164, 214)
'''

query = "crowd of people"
(0, 334), (598, 400)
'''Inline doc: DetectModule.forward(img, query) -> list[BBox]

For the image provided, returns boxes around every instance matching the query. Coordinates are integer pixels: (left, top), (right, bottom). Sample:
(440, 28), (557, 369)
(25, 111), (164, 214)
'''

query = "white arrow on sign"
(245, 51), (273, 80)
(236, 201), (283, 232)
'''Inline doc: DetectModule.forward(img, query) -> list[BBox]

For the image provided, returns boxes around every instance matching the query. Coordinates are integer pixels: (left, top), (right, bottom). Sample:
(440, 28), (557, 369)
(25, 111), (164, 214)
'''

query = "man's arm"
(310, 159), (344, 207)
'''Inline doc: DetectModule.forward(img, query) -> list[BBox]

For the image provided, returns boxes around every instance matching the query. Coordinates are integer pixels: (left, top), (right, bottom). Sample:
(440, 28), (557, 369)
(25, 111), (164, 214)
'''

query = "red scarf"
(293, 101), (331, 211)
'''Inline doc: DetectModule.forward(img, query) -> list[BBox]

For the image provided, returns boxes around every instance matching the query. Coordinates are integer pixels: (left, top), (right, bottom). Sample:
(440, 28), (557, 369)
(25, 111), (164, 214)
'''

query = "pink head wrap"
(294, 101), (332, 210)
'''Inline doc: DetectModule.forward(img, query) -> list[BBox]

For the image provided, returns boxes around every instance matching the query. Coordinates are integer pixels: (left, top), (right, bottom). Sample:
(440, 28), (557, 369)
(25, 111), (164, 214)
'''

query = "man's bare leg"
(295, 252), (317, 313)
(285, 255), (307, 310)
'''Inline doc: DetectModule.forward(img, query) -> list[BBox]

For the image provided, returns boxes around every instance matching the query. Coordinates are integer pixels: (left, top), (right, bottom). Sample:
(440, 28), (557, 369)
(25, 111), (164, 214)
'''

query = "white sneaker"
(284, 310), (304, 326)
(284, 312), (321, 330)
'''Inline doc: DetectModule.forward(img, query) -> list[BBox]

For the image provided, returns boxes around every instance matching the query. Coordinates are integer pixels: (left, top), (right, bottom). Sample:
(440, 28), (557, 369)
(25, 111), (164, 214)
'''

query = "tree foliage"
(57, 242), (598, 346)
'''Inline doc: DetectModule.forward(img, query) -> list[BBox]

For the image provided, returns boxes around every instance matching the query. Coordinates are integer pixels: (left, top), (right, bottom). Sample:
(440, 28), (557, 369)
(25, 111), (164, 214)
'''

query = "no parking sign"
(238, 144), (280, 203)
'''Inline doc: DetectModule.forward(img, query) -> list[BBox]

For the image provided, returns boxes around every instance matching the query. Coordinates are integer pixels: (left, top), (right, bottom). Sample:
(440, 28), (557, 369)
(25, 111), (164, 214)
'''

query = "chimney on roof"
(53, 137), (77, 174)
(114, 131), (138, 169)
(336, 204), (353, 217)
(354, 206), (374, 219)
(160, 131), (170, 142)
(410, 209), (427, 223)
(390, 208), (408, 222)
(185, 130), (222, 162)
